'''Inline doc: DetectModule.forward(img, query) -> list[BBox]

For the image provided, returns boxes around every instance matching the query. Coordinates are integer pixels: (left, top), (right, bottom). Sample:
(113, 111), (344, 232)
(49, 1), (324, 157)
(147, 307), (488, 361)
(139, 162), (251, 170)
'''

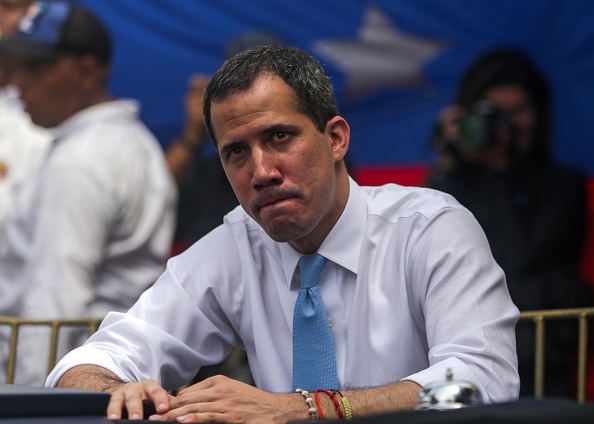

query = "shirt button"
(328, 318), (334, 327)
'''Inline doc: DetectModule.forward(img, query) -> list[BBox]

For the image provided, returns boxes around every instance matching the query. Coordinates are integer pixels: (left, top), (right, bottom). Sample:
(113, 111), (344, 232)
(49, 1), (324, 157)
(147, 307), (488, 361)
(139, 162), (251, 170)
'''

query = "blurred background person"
(0, 0), (176, 385)
(166, 74), (238, 256)
(0, 0), (51, 238)
(426, 48), (592, 398)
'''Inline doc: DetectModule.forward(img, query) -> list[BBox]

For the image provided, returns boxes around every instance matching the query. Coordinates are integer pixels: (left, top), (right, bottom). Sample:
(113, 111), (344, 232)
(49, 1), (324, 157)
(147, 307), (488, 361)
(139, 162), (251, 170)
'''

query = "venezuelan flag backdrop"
(74, 0), (594, 180)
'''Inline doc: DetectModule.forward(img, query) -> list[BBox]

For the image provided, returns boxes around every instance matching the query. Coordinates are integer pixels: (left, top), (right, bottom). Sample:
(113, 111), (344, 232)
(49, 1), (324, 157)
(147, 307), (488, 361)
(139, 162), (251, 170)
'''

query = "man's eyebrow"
(262, 123), (299, 134)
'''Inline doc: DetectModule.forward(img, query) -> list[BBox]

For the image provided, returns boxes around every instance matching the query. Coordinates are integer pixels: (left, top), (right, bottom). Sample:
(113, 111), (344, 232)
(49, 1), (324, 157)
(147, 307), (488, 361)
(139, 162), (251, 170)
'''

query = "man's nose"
(250, 148), (282, 189)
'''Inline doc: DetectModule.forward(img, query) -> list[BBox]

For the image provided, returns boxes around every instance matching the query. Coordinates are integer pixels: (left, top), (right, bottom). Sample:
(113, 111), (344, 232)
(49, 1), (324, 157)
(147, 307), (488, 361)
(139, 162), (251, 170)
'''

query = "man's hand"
(180, 74), (209, 150)
(184, 75), (208, 132)
(56, 365), (174, 421)
(165, 74), (210, 181)
(106, 380), (174, 420)
(148, 375), (305, 423)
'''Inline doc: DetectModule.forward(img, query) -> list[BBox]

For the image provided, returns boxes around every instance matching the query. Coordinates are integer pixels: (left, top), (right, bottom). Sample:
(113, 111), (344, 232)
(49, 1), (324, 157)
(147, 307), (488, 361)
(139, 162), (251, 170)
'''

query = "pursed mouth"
(253, 189), (300, 212)
(258, 196), (292, 210)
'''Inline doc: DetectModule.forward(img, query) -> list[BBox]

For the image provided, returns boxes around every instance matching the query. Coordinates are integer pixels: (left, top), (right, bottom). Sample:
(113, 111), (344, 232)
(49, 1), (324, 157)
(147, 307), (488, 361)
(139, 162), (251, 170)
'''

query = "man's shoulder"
(57, 100), (152, 145)
(52, 102), (163, 165)
(361, 183), (466, 222)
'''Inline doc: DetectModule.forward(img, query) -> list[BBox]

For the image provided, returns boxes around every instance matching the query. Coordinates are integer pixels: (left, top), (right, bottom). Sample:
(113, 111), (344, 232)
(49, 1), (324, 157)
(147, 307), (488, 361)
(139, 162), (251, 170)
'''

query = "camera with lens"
(457, 100), (515, 149)
(433, 101), (516, 154)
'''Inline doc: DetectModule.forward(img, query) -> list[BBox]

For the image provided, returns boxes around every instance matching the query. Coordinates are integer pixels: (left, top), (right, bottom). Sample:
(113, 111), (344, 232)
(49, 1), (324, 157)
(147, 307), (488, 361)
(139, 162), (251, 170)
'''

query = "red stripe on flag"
(353, 164), (429, 187)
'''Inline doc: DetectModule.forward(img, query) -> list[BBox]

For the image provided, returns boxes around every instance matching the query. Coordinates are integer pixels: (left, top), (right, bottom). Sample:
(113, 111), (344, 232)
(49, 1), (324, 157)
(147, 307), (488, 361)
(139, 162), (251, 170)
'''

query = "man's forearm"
(303, 380), (421, 420)
(343, 380), (421, 418)
(56, 365), (126, 393)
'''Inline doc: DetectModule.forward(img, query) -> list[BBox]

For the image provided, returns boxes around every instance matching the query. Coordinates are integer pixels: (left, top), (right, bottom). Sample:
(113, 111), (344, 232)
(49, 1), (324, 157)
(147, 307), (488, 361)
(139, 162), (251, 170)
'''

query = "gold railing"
(519, 307), (594, 403)
(0, 317), (102, 384)
(1, 309), (593, 400)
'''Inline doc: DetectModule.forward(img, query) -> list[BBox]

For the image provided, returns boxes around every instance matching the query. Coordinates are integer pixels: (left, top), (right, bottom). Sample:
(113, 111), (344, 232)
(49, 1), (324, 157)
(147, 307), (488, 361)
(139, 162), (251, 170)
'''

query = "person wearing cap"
(0, 0), (51, 238)
(0, 0), (176, 385)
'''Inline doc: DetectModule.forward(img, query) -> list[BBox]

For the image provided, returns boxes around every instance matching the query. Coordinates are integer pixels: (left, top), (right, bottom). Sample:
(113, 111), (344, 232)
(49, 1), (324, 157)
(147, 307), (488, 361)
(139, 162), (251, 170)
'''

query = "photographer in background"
(427, 48), (592, 398)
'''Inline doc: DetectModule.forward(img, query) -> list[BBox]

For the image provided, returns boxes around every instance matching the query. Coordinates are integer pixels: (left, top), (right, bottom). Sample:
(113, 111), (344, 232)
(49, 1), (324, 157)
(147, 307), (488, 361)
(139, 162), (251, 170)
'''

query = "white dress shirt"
(47, 177), (519, 403)
(0, 100), (177, 385)
(0, 86), (51, 237)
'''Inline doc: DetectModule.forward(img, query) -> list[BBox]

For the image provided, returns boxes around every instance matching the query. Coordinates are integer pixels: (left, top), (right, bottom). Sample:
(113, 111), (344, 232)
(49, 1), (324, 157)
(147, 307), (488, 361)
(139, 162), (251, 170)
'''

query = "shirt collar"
(279, 177), (366, 286)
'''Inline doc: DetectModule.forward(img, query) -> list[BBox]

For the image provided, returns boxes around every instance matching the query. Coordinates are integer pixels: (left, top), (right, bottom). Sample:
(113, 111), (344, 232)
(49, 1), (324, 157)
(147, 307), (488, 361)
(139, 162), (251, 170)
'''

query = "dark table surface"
(2, 397), (594, 423)
(323, 399), (594, 423)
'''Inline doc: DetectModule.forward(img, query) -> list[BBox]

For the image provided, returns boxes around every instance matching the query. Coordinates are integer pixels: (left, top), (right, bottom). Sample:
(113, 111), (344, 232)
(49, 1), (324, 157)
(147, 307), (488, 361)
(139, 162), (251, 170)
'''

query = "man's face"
(211, 74), (348, 253)
(6, 55), (85, 128)
(0, 0), (31, 36)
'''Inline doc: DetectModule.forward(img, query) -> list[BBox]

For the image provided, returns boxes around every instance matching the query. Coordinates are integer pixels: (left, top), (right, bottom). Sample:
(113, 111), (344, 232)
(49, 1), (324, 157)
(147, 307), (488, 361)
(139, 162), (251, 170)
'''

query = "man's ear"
(326, 116), (350, 162)
(77, 55), (109, 90)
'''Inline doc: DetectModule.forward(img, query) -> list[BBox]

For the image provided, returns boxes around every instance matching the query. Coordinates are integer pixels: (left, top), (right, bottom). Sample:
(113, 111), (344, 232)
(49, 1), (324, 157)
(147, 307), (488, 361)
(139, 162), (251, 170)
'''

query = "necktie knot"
(299, 253), (327, 290)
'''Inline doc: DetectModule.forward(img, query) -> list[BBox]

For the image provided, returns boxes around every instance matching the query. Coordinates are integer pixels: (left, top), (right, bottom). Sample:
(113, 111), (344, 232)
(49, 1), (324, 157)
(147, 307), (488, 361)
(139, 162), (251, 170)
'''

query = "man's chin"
(260, 219), (307, 244)
(262, 228), (300, 244)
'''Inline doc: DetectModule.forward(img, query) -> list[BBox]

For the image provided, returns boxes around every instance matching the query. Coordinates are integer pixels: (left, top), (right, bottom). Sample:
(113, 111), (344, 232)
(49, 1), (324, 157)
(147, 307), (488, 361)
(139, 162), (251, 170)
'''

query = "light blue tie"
(292, 253), (339, 391)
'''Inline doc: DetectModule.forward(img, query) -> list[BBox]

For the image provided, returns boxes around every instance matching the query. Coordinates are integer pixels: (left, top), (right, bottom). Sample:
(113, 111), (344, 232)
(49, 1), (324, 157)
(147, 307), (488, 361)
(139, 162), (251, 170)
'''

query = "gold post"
(533, 315), (545, 399)
(577, 314), (588, 403)
(0, 317), (103, 384)
(89, 319), (101, 335)
(519, 307), (594, 401)
(6, 321), (19, 385)
(47, 321), (60, 375)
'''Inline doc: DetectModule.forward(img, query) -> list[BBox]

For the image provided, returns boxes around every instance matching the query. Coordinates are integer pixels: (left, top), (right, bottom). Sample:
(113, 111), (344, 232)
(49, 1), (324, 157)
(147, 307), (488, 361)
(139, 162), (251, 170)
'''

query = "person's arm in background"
(166, 75), (210, 182)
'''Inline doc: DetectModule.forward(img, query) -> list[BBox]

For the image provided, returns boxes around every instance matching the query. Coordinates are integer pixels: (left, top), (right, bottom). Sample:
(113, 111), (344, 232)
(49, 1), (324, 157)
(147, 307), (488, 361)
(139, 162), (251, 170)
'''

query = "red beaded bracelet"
(318, 389), (344, 419)
(333, 390), (352, 421)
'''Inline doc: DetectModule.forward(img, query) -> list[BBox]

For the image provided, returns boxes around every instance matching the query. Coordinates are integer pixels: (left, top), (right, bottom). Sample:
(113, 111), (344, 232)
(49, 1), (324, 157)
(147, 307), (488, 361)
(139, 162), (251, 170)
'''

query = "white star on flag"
(315, 4), (448, 99)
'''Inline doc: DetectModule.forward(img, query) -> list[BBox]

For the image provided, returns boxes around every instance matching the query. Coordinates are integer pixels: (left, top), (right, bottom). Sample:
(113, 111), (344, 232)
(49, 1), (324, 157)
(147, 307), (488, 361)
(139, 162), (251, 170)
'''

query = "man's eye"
(231, 147), (244, 156)
(273, 132), (288, 141)
(226, 146), (246, 159)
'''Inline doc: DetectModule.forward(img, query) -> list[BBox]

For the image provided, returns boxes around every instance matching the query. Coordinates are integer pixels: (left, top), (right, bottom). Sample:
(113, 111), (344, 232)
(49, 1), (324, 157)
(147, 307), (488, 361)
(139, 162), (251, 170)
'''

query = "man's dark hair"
(203, 45), (338, 145)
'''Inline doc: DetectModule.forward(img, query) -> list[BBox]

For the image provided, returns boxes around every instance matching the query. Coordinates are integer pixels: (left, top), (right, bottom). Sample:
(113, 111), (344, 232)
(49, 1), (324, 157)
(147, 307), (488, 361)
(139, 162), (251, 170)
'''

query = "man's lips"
(257, 196), (292, 210)
(253, 189), (301, 212)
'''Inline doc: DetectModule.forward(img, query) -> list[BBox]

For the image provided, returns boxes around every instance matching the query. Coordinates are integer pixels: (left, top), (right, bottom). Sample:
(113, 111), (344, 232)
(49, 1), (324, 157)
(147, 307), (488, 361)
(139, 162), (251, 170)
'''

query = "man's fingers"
(105, 381), (172, 420)
(147, 384), (174, 414)
(107, 384), (152, 419)
(123, 389), (146, 420)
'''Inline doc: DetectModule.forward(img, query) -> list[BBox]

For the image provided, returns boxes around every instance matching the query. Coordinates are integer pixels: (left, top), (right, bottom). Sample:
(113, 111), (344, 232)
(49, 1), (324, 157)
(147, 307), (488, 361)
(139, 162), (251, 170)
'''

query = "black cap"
(0, 1), (111, 63)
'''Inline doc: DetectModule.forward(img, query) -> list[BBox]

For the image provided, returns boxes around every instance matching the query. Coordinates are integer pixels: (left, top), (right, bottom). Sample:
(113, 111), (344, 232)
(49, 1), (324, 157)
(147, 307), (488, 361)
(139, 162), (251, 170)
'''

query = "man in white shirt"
(49, 45), (519, 422)
(0, 86), (50, 237)
(0, 1), (176, 385)
(0, 0), (51, 237)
